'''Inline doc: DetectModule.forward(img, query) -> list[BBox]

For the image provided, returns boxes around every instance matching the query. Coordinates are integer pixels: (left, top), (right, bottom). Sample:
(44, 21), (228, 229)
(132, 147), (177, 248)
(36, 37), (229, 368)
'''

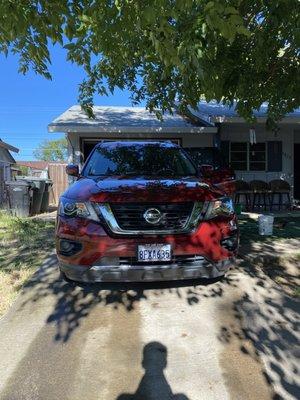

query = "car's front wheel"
(59, 269), (76, 285)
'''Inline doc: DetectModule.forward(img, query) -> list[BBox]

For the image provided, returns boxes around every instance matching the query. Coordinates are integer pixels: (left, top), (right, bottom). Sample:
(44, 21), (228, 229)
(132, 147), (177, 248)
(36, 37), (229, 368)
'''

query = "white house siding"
(0, 161), (12, 206)
(220, 123), (294, 188)
(67, 131), (215, 165)
(0, 162), (12, 181)
(0, 146), (14, 205)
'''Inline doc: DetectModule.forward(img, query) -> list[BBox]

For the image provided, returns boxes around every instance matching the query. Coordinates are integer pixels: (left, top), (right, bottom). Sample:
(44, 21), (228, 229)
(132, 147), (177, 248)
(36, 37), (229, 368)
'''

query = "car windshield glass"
(84, 144), (197, 177)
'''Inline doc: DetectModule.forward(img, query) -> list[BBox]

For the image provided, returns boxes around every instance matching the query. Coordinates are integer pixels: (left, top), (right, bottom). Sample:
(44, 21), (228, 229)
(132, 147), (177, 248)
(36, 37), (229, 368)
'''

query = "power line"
(0, 132), (63, 139)
(0, 134), (64, 137)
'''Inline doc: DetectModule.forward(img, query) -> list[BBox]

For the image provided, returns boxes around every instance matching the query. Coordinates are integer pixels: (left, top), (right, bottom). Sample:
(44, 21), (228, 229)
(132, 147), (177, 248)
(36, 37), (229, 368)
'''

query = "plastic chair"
(234, 180), (251, 211)
(249, 180), (270, 211)
(269, 180), (291, 211)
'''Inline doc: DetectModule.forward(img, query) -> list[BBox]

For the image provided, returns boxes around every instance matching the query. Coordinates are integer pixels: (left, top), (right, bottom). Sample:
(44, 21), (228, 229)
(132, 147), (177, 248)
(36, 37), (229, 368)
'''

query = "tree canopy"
(0, 0), (299, 125)
(34, 138), (68, 162)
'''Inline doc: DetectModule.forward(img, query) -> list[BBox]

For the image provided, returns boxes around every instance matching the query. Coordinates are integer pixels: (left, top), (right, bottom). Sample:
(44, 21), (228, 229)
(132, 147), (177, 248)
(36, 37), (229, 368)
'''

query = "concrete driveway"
(0, 255), (299, 400)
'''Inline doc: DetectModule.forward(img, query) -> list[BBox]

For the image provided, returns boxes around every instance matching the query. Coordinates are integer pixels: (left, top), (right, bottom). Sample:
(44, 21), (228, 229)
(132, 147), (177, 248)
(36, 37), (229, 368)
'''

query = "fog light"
(60, 240), (74, 252)
(221, 236), (238, 252)
(59, 240), (82, 256)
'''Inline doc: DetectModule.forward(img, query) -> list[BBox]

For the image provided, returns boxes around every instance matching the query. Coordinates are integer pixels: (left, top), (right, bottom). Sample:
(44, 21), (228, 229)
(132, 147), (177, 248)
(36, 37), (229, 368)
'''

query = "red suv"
(56, 141), (238, 282)
(185, 147), (236, 195)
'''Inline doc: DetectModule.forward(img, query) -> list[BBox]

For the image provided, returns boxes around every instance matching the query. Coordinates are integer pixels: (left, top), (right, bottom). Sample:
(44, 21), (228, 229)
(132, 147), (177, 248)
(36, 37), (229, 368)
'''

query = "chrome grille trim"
(111, 203), (193, 231)
(119, 254), (206, 266)
(97, 202), (207, 235)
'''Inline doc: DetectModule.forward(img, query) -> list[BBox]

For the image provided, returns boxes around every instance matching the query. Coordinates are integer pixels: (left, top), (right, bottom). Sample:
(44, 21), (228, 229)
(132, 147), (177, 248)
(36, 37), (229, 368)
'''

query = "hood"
(63, 175), (222, 203)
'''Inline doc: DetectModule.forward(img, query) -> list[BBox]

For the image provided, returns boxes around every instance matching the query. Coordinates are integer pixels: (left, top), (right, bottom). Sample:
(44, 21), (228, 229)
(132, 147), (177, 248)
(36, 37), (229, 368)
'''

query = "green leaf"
(236, 25), (251, 37)
(0, 0), (297, 124)
(143, 6), (155, 23)
(225, 6), (239, 15)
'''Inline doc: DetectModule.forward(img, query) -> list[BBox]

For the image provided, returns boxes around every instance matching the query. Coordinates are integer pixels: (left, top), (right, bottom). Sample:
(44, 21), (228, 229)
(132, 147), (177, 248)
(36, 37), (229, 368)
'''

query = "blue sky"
(0, 45), (136, 161)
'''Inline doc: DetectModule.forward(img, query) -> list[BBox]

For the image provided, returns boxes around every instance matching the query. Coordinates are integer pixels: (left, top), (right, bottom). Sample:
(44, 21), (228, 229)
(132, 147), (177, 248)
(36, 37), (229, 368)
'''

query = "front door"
(294, 144), (300, 200)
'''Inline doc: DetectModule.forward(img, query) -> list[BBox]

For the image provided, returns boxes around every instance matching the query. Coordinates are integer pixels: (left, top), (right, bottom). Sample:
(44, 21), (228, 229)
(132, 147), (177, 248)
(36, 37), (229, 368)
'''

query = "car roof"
(96, 140), (180, 149)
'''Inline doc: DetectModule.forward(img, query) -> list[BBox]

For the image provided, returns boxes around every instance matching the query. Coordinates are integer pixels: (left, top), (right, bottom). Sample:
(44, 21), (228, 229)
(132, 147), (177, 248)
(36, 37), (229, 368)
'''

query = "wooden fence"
(48, 163), (68, 205)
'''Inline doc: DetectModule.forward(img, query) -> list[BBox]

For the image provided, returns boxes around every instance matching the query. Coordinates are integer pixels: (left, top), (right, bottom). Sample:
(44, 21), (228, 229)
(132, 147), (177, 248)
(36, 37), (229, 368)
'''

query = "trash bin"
(40, 179), (53, 213)
(5, 181), (33, 218)
(16, 176), (46, 215)
(258, 214), (274, 236)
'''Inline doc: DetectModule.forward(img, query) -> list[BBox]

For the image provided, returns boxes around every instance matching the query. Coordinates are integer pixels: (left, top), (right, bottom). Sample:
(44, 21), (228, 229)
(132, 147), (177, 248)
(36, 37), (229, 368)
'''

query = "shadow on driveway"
(20, 255), (228, 342)
(18, 253), (300, 399)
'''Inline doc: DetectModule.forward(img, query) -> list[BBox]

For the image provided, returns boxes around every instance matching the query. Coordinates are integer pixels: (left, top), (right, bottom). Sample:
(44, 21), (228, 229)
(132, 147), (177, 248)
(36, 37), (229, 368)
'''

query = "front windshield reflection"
(84, 144), (197, 178)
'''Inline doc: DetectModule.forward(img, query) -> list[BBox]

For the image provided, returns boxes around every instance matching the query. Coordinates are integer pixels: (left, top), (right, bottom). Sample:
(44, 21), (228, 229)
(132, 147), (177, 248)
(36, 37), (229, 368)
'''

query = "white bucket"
(258, 215), (274, 236)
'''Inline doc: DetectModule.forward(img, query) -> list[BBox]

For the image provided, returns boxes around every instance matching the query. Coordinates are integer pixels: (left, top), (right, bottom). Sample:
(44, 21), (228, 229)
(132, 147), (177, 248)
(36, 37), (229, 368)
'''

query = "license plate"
(137, 244), (172, 262)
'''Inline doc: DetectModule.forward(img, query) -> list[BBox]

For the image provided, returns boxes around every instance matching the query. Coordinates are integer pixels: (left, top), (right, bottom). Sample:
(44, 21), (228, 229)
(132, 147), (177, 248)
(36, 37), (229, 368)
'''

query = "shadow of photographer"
(117, 341), (189, 400)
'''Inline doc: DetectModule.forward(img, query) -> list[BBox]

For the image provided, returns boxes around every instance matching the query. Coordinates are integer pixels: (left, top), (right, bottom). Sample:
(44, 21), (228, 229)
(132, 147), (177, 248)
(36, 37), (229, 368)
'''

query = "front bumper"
(56, 214), (238, 283)
(59, 256), (234, 283)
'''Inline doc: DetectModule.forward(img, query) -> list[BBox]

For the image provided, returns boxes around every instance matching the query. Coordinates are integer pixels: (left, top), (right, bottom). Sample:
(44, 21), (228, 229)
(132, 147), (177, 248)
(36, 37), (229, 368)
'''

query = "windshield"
(83, 144), (197, 177)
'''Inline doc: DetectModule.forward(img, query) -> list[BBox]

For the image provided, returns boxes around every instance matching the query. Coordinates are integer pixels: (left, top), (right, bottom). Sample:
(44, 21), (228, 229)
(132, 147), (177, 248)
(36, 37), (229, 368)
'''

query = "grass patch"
(239, 216), (300, 245)
(238, 216), (300, 297)
(0, 211), (55, 316)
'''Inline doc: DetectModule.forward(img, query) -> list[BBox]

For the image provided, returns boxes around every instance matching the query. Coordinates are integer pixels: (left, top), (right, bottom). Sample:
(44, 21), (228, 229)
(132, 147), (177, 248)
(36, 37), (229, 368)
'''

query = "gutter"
(48, 124), (217, 134)
(211, 117), (300, 124)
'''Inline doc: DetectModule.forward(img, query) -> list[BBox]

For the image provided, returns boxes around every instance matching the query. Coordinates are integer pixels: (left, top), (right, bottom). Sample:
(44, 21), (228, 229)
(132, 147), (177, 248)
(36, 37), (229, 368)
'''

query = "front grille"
(110, 202), (194, 231)
(119, 254), (206, 266)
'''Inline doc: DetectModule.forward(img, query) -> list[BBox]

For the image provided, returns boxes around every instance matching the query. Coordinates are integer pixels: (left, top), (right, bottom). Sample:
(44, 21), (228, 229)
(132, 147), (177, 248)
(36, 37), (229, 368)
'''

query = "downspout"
(66, 134), (75, 185)
(66, 134), (75, 164)
(214, 122), (221, 148)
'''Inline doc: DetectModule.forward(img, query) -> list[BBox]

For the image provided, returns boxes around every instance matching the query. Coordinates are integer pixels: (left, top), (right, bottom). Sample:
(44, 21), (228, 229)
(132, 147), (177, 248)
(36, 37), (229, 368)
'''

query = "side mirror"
(198, 164), (214, 176)
(66, 164), (79, 177)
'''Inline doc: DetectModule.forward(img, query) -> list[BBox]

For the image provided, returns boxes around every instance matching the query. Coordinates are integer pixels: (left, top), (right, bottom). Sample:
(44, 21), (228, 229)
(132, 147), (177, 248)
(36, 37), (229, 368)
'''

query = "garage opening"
(82, 141), (99, 161)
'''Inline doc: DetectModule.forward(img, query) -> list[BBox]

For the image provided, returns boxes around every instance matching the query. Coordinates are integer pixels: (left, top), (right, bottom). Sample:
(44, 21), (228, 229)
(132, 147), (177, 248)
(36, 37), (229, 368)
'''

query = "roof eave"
(0, 140), (19, 153)
(48, 124), (217, 134)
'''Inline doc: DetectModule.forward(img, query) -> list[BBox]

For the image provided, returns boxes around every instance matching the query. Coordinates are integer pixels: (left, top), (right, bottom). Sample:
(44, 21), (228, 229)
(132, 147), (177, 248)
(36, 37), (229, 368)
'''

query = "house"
(48, 105), (216, 161)
(193, 102), (300, 200)
(0, 139), (19, 205)
(48, 103), (300, 199)
(17, 161), (50, 177)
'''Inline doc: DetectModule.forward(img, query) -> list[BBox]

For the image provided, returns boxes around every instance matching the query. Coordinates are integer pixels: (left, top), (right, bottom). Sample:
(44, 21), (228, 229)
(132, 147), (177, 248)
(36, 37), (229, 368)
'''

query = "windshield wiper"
(122, 171), (150, 176)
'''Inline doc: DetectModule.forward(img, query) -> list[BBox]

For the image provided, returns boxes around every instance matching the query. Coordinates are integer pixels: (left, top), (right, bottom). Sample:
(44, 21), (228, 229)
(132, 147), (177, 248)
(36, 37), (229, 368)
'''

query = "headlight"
(205, 197), (234, 219)
(58, 197), (99, 221)
(188, 202), (205, 227)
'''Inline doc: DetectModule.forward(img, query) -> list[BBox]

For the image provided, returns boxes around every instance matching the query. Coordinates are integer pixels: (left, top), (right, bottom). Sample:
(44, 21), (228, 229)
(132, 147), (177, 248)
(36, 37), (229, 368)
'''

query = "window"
(249, 143), (266, 171)
(230, 142), (266, 171)
(230, 142), (248, 170)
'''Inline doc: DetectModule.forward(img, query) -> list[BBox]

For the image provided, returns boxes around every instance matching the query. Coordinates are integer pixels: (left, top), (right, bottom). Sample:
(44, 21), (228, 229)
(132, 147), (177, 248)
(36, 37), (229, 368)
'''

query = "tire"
(59, 270), (76, 285)
(207, 274), (225, 284)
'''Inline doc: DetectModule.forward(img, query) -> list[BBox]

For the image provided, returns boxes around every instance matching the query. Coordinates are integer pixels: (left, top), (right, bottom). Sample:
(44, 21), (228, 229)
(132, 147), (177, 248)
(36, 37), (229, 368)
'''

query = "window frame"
(229, 142), (267, 172)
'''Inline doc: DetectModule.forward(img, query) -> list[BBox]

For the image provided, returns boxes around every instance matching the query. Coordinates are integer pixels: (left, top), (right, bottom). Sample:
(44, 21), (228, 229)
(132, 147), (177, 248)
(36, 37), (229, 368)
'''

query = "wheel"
(59, 270), (76, 285)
